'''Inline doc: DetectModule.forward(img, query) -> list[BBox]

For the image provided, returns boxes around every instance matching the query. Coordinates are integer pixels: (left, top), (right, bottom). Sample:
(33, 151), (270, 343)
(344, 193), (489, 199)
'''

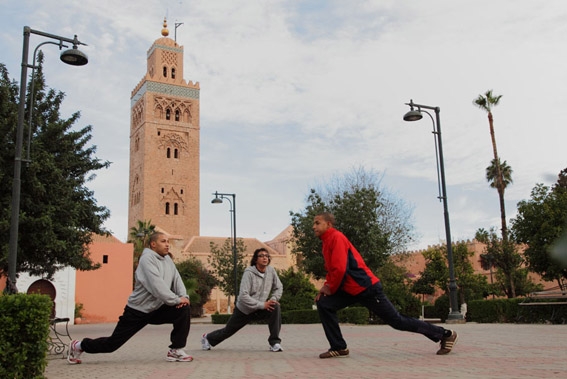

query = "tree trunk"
(488, 112), (508, 241)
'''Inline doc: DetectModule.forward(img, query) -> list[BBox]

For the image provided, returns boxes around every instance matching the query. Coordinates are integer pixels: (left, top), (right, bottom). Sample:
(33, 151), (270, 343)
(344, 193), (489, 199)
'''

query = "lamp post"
(6, 26), (88, 294)
(211, 191), (238, 310)
(403, 100), (464, 322)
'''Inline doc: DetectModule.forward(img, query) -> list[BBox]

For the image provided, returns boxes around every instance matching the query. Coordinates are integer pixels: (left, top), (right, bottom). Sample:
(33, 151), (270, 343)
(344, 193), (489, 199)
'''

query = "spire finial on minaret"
(161, 17), (169, 37)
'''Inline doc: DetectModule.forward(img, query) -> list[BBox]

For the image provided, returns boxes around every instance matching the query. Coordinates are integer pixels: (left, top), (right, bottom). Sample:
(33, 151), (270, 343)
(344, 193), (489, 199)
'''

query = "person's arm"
(270, 268), (283, 302)
(136, 253), (184, 306)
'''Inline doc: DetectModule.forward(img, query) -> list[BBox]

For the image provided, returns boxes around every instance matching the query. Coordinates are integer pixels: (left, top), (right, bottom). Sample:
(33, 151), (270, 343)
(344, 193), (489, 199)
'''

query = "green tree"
(277, 267), (318, 311)
(475, 228), (523, 297)
(176, 257), (217, 317)
(128, 219), (156, 273)
(486, 158), (513, 190)
(473, 90), (509, 241)
(290, 167), (415, 279)
(208, 238), (247, 310)
(378, 260), (421, 316)
(511, 168), (567, 287)
(416, 247), (449, 295)
(452, 242), (490, 303)
(0, 55), (110, 280)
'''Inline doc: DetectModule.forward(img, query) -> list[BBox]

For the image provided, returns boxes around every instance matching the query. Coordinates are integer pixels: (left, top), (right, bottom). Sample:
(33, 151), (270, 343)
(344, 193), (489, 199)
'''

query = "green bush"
(467, 298), (567, 324)
(277, 268), (318, 311)
(0, 293), (52, 379)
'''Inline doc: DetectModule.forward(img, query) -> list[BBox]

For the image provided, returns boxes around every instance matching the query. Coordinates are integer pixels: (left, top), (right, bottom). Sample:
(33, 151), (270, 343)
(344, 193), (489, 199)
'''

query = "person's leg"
(81, 306), (149, 353)
(148, 304), (191, 349)
(206, 307), (251, 347)
(316, 291), (357, 351)
(360, 282), (445, 342)
(253, 304), (282, 346)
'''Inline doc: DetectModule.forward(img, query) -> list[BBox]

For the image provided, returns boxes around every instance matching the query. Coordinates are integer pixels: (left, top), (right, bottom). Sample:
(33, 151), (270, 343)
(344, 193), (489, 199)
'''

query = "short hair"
(149, 232), (165, 244)
(250, 248), (271, 266)
(316, 212), (335, 226)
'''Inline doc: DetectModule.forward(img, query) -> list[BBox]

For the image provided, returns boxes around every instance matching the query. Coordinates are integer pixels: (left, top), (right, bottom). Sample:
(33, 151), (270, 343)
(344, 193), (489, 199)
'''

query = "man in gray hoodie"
(201, 248), (284, 352)
(67, 232), (193, 363)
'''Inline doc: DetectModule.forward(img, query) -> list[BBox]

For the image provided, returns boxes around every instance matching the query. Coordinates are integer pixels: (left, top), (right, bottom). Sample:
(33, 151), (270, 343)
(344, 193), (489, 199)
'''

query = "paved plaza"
(45, 318), (567, 379)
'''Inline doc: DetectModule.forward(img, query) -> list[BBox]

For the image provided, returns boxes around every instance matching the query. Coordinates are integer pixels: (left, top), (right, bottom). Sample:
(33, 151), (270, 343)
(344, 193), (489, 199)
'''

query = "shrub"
(0, 293), (52, 378)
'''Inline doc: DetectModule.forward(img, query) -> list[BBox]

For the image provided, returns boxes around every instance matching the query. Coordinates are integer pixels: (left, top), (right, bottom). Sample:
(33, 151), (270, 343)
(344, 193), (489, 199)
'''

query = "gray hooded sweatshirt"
(127, 248), (188, 313)
(236, 265), (283, 315)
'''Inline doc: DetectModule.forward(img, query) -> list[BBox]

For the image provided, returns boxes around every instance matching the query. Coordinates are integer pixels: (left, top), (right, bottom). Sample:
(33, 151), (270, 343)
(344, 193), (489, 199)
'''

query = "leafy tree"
(452, 242), (490, 303)
(277, 267), (318, 311)
(377, 260), (420, 316)
(128, 219), (156, 273)
(0, 55), (110, 281)
(473, 90), (509, 241)
(511, 168), (567, 287)
(290, 167), (415, 279)
(416, 247), (449, 295)
(415, 243), (489, 305)
(176, 257), (217, 317)
(475, 228), (523, 298)
(208, 238), (246, 309)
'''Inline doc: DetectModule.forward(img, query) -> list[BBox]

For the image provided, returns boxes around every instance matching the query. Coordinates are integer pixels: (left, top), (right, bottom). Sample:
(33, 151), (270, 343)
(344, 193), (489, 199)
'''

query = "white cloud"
(2, 0), (565, 249)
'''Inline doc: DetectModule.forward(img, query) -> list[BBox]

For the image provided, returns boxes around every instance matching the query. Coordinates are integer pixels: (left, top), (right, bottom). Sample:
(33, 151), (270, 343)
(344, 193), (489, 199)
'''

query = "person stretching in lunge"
(201, 248), (284, 352)
(67, 232), (193, 363)
(313, 212), (458, 358)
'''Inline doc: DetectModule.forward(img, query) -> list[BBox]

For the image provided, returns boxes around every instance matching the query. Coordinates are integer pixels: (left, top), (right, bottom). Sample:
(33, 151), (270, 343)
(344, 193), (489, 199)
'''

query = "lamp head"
(211, 191), (223, 204)
(60, 35), (88, 66)
(403, 109), (423, 122)
(60, 46), (88, 66)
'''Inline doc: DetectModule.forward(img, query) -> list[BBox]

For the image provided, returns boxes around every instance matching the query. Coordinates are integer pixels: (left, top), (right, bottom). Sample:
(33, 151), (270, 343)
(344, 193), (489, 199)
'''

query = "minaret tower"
(128, 18), (200, 238)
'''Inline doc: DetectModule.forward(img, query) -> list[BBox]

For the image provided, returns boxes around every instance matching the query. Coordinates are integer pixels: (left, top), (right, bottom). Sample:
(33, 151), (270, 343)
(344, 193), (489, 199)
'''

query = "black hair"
(250, 248), (271, 266)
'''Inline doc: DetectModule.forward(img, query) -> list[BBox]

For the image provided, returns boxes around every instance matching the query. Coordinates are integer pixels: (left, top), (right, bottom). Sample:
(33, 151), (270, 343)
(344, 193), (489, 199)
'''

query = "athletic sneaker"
(269, 343), (283, 352)
(201, 333), (211, 350)
(319, 348), (349, 358)
(166, 348), (194, 362)
(67, 340), (83, 364)
(437, 330), (458, 355)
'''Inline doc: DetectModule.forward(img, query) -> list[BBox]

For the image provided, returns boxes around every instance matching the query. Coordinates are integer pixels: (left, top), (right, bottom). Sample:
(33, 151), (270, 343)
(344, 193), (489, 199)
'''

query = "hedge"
(0, 293), (52, 379)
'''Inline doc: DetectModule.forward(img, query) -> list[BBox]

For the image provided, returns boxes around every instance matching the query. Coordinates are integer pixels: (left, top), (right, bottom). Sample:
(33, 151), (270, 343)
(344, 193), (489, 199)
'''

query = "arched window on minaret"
(174, 203), (179, 215)
(171, 67), (176, 79)
(167, 147), (171, 158)
(165, 202), (170, 215)
(175, 109), (180, 121)
(174, 149), (179, 159)
(163, 66), (168, 78)
(166, 108), (171, 120)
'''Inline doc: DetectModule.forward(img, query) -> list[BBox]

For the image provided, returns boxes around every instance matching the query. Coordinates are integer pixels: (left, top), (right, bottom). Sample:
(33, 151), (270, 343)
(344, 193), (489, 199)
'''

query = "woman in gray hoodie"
(201, 248), (284, 352)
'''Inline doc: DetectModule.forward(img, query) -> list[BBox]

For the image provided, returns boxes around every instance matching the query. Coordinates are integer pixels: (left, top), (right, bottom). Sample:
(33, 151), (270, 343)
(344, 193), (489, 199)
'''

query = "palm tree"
(128, 220), (156, 275)
(473, 90), (508, 241)
(486, 158), (513, 190)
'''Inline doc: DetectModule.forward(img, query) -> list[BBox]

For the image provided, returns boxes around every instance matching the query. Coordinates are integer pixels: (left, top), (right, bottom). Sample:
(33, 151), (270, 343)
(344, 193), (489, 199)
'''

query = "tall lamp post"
(211, 191), (238, 309)
(403, 100), (464, 322)
(6, 26), (88, 294)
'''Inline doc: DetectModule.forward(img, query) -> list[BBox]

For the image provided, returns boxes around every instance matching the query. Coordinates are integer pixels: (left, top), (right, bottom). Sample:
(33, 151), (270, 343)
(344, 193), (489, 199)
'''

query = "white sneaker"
(201, 333), (211, 350)
(67, 340), (83, 364)
(166, 348), (193, 362)
(269, 343), (283, 352)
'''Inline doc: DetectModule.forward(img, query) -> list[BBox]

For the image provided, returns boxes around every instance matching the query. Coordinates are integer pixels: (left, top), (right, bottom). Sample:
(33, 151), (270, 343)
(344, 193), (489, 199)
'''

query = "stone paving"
(45, 318), (567, 379)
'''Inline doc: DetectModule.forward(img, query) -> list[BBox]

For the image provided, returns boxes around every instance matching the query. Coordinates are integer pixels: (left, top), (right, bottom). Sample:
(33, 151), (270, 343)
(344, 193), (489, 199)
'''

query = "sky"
(1, 0), (566, 251)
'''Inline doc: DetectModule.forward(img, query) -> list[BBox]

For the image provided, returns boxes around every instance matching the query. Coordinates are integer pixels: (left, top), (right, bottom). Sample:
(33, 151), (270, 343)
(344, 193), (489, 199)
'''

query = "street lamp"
(211, 191), (238, 310)
(403, 99), (464, 322)
(6, 26), (88, 294)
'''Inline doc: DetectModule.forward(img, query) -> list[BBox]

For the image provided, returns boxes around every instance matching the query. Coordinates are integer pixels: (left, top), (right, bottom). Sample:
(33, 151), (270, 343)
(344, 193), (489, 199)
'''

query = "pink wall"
(75, 235), (133, 323)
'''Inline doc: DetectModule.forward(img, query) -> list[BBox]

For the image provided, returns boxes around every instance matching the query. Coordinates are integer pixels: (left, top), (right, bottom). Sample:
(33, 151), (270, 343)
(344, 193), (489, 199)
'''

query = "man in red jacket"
(313, 212), (457, 358)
